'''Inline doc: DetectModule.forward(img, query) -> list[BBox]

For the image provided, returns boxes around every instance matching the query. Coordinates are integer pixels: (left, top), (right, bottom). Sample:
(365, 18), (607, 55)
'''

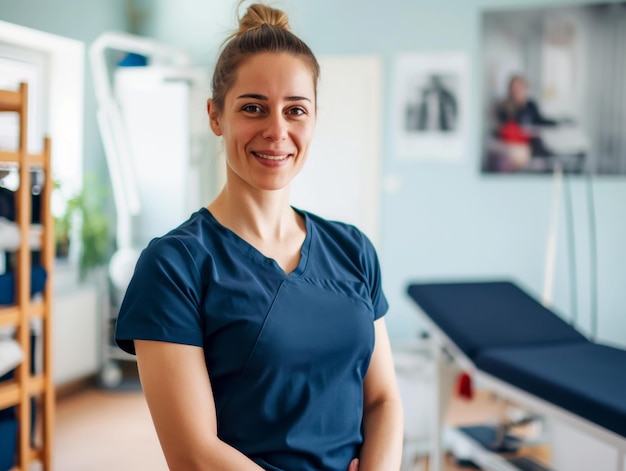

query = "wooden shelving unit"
(0, 82), (54, 470)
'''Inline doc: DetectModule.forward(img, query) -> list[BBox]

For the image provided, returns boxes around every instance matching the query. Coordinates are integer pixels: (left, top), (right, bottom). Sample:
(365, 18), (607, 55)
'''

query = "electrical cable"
(586, 172), (598, 340)
(562, 173), (578, 327)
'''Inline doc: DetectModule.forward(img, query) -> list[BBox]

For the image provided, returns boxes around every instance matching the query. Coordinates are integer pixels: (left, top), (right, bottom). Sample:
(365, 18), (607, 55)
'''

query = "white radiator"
(53, 285), (100, 385)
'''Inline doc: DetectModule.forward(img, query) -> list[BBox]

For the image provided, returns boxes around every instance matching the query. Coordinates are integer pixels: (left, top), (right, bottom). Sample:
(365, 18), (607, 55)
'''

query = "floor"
(55, 386), (167, 471)
(53, 376), (549, 471)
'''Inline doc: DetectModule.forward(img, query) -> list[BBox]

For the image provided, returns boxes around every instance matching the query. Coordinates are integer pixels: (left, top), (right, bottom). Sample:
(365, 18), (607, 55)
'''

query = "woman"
(495, 75), (560, 158)
(496, 75), (561, 129)
(115, 3), (403, 470)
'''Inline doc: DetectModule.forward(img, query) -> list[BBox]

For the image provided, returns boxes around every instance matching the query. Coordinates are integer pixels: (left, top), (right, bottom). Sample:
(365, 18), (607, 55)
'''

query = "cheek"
(298, 123), (316, 147)
(223, 122), (254, 148)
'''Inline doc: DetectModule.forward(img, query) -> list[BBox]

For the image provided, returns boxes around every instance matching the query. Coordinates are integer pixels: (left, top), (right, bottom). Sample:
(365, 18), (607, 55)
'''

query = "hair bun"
(237, 3), (291, 35)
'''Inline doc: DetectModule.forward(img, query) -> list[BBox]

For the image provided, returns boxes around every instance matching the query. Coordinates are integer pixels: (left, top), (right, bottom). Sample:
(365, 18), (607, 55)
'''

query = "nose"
(262, 112), (288, 142)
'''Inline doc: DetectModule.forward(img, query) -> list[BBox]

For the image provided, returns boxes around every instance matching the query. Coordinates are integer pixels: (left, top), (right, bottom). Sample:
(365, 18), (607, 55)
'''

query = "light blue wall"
(2, 0), (624, 348)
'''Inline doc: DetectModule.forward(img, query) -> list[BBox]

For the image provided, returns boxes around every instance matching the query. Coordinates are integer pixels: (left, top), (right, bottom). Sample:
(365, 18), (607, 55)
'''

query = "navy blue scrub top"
(115, 207), (388, 471)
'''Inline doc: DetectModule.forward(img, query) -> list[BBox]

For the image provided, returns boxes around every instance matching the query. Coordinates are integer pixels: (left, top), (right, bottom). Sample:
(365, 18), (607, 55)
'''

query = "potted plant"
(54, 175), (112, 281)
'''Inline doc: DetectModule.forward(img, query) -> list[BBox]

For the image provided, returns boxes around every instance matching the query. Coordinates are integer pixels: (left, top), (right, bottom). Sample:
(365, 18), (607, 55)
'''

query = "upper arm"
(360, 319), (404, 469)
(115, 238), (204, 354)
(135, 340), (218, 467)
(363, 319), (401, 408)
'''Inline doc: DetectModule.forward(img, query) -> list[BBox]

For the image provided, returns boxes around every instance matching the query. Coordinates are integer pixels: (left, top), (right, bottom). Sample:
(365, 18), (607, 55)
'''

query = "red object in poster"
(499, 120), (531, 144)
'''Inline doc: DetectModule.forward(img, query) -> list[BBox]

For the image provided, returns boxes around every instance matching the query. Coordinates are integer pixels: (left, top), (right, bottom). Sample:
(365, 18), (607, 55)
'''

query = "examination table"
(407, 280), (626, 471)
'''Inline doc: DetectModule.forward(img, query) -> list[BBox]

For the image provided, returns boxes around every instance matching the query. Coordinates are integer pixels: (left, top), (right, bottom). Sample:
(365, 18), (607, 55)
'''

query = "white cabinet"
(53, 267), (101, 386)
(393, 342), (434, 470)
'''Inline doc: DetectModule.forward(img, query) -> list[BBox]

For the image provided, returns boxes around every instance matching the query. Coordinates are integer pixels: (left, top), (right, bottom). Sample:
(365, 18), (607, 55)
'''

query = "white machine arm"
(89, 31), (192, 289)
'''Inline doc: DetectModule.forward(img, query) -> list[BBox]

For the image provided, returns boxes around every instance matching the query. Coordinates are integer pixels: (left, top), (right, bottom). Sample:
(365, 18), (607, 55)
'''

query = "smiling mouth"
(253, 152), (291, 161)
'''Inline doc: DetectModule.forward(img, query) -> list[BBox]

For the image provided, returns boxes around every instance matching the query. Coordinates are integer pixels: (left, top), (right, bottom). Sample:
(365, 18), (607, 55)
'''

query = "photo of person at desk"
(495, 74), (560, 158)
(487, 74), (585, 173)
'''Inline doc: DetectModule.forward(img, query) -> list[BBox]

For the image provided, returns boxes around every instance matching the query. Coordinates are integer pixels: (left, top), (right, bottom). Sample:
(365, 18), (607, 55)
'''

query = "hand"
(348, 458), (359, 471)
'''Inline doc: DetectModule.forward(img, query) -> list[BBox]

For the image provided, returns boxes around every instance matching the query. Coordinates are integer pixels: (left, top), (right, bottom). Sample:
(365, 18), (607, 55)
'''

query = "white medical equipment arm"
(89, 31), (192, 290)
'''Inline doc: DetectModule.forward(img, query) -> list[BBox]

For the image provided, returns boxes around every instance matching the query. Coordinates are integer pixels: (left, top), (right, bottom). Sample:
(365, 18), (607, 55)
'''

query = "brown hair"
(211, 2), (320, 113)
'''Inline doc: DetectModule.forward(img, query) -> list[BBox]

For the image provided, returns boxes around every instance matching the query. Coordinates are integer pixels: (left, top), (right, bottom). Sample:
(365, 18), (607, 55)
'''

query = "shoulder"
(299, 209), (378, 260)
(526, 100), (540, 110)
(302, 209), (366, 241)
(135, 208), (219, 275)
(298, 209), (388, 316)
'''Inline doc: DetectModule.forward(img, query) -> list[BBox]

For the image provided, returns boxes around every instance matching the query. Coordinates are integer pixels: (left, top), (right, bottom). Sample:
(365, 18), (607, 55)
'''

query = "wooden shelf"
(0, 376), (45, 410)
(29, 304), (45, 319)
(0, 150), (46, 166)
(0, 306), (20, 327)
(7, 443), (45, 471)
(0, 304), (46, 327)
(0, 82), (54, 469)
(0, 381), (20, 409)
(0, 89), (22, 111)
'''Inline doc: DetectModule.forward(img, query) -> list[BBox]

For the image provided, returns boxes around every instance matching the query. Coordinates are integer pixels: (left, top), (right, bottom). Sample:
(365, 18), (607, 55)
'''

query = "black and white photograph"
(405, 73), (459, 133)
(393, 52), (469, 160)
(481, 2), (626, 175)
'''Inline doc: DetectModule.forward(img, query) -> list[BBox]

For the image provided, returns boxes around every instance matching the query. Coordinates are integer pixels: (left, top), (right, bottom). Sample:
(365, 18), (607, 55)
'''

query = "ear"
(207, 99), (223, 136)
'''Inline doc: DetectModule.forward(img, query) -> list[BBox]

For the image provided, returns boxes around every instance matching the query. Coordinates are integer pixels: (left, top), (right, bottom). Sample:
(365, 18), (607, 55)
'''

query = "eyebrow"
(236, 93), (312, 103)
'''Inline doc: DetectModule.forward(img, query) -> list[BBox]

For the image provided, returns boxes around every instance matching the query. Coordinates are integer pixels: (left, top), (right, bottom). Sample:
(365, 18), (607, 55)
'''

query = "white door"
(290, 55), (383, 247)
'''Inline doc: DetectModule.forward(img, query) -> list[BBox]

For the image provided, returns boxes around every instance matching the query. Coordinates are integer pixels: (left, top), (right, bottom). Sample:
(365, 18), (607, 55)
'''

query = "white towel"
(0, 217), (20, 251)
(0, 217), (43, 251)
(0, 326), (17, 338)
(0, 338), (24, 377)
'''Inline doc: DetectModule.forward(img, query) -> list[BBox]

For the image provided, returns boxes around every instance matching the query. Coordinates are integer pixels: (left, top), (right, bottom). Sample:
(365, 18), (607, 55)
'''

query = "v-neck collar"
(199, 207), (311, 278)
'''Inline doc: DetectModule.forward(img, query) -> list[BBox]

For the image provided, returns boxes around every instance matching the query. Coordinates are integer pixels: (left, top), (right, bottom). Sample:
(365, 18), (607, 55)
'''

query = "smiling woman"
(114, 3), (403, 471)
(207, 52), (316, 195)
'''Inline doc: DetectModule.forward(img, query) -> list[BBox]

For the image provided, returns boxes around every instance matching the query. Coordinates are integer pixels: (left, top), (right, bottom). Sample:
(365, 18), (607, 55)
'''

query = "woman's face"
(208, 52), (316, 193)
(510, 77), (528, 105)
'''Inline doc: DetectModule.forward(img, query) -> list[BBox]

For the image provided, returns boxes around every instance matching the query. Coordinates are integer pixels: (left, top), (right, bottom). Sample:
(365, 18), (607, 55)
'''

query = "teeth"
(255, 153), (288, 161)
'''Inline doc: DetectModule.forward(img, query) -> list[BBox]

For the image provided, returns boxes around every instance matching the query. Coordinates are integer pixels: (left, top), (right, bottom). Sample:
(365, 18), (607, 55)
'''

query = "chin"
(253, 170), (301, 192)
(256, 180), (292, 192)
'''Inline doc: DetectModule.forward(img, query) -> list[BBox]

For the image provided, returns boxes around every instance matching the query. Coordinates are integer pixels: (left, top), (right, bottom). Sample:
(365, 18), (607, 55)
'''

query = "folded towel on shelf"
(0, 338), (23, 377)
(0, 266), (47, 305)
(0, 217), (19, 250)
(0, 217), (42, 251)
(0, 326), (16, 339)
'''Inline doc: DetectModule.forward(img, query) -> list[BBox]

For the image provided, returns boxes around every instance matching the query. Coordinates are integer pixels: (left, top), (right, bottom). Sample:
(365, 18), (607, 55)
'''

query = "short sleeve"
(359, 232), (389, 320)
(115, 236), (204, 354)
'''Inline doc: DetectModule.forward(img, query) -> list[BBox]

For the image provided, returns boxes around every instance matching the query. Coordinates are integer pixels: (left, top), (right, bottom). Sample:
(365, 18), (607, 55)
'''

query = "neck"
(208, 177), (296, 243)
(207, 168), (307, 275)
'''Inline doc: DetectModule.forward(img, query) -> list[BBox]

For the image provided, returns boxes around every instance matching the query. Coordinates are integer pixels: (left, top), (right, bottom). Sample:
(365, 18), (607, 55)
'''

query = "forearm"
(135, 341), (264, 471)
(358, 398), (404, 471)
(164, 436), (264, 471)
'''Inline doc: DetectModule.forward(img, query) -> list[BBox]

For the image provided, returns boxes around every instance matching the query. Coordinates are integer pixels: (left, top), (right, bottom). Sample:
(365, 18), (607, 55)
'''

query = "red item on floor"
(457, 372), (474, 400)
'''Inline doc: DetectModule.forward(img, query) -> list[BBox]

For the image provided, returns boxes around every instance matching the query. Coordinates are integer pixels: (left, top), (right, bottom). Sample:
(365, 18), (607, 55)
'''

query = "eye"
(241, 104), (263, 114)
(287, 106), (307, 117)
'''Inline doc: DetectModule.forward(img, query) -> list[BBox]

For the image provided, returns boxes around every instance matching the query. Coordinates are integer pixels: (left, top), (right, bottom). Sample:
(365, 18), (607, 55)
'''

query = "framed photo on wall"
(481, 2), (626, 175)
(392, 51), (470, 160)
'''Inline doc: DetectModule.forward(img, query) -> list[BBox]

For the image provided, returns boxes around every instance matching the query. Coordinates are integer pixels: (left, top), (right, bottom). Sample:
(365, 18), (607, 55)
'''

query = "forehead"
(230, 52), (316, 99)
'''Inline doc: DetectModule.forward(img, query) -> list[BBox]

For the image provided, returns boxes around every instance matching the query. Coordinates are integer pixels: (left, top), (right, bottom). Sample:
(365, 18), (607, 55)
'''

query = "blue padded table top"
(407, 281), (586, 359)
(407, 280), (626, 439)
(476, 342), (626, 438)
